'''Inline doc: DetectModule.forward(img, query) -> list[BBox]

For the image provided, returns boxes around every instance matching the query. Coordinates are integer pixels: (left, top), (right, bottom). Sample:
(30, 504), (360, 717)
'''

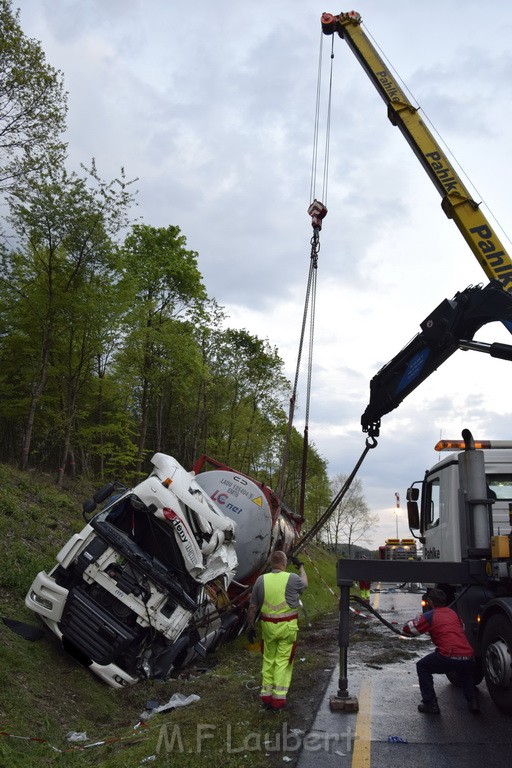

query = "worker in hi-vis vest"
(247, 550), (308, 711)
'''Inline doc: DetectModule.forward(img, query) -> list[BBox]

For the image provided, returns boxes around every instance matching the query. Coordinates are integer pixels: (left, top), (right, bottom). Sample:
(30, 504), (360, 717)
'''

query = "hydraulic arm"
(321, 11), (512, 292)
(361, 280), (512, 437)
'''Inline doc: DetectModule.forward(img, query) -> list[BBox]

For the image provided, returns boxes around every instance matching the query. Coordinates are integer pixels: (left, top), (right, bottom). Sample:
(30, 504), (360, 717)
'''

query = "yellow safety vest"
(261, 571), (298, 623)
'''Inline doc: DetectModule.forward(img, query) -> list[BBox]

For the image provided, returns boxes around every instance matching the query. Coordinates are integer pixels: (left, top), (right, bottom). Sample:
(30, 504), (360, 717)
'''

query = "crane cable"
(279, 31), (379, 535)
(291, 32), (382, 551)
(276, 32), (333, 507)
(293, 434), (377, 554)
(310, 31), (334, 206)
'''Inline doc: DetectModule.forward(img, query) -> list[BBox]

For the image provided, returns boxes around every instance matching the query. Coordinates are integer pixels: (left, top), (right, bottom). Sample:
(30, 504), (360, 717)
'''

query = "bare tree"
(325, 474), (378, 556)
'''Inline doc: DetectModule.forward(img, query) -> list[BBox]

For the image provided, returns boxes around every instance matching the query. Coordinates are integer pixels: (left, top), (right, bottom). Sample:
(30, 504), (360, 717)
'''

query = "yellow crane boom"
(321, 11), (512, 292)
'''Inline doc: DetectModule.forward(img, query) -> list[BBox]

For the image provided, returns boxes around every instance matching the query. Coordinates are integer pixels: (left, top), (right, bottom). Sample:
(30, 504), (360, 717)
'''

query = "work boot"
(418, 700), (440, 714)
(467, 695), (480, 714)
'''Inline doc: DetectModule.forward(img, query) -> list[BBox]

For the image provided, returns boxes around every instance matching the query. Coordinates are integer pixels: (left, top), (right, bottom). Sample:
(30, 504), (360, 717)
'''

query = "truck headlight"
(30, 590), (53, 611)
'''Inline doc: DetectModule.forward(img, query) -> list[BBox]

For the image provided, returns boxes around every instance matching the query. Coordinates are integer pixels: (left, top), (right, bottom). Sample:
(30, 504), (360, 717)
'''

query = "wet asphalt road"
(296, 584), (512, 768)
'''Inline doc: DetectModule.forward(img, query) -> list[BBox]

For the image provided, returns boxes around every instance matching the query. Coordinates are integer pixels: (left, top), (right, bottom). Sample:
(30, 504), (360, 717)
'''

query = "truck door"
(422, 475), (441, 560)
(421, 461), (463, 561)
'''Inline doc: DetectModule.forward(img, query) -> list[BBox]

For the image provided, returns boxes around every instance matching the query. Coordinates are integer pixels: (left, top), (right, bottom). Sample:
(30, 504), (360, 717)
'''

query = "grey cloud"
(13, 0), (512, 547)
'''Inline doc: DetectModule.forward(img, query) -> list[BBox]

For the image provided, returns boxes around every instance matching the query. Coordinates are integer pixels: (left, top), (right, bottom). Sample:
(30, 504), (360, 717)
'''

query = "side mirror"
(82, 483), (116, 522)
(82, 498), (97, 520)
(407, 500), (420, 530)
(406, 486), (419, 502)
(93, 482), (115, 504)
(406, 485), (422, 531)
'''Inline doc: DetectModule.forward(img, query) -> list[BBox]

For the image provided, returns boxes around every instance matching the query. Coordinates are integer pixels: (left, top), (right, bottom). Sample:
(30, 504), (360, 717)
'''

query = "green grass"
(0, 465), (340, 768)
(299, 545), (339, 619)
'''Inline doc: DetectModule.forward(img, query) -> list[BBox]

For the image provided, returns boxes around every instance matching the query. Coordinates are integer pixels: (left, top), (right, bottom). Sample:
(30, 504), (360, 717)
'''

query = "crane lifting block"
(308, 199), (328, 230)
(330, 694), (359, 712)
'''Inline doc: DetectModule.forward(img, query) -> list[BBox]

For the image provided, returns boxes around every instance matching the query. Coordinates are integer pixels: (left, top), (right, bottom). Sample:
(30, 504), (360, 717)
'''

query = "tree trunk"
(20, 343), (51, 470)
(135, 378), (149, 476)
(57, 413), (74, 487)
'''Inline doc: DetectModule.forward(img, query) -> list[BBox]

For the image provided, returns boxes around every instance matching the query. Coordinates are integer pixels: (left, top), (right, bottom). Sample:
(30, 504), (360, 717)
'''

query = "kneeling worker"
(247, 550), (308, 711)
(402, 587), (480, 714)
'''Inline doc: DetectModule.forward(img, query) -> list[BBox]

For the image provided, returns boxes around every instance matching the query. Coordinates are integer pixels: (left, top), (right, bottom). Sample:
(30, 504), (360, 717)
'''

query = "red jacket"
(402, 606), (474, 657)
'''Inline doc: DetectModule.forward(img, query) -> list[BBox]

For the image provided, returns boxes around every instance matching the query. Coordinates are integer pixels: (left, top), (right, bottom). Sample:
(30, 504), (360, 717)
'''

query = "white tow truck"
(336, 280), (512, 712)
(406, 435), (512, 711)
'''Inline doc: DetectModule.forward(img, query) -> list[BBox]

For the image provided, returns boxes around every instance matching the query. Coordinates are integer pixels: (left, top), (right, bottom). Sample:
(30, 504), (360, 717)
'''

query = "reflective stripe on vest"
(260, 571), (296, 621)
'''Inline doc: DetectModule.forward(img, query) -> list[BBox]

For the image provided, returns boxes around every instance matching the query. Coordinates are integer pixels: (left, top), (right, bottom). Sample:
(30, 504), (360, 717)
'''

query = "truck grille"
(59, 588), (138, 666)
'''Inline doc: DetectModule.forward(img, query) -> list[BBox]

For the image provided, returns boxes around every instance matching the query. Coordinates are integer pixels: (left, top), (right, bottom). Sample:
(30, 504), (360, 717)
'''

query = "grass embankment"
(0, 465), (340, 768)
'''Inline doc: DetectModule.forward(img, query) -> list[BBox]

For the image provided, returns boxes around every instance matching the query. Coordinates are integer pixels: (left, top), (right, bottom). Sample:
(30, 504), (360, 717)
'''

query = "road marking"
(372, 584), (381, 611)
(352, 677), (371, 768)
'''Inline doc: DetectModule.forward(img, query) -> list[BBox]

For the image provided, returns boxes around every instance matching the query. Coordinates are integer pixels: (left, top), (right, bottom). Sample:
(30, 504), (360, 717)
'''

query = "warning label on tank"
(219, 476), (255, 500)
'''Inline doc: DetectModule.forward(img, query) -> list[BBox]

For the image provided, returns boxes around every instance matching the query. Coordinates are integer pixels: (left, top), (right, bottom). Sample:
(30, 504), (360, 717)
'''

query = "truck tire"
(482, 614), (512, 713)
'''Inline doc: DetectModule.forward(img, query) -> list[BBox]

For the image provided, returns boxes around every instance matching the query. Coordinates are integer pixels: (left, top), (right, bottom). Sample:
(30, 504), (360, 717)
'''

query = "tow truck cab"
(407, 440), (512, 563)
(404, 438), (512, 713)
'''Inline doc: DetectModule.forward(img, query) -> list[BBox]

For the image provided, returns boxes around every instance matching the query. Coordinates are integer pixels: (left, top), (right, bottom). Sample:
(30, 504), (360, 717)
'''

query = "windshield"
(486, 474), (512, 501)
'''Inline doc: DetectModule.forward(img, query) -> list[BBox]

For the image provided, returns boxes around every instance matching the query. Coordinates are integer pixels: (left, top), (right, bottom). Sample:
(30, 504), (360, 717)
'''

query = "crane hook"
(308, 199), (328, 231)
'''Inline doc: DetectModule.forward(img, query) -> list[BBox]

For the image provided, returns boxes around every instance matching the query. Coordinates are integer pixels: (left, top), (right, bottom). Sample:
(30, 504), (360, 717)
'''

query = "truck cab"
(25, 453), (300, 688)
(407, 441), (512, 562)
(410, 443), (512, 562)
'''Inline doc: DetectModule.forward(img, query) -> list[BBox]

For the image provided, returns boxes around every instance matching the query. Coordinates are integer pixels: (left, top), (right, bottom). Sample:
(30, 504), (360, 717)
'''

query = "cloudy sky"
(13, 0), (512, 547)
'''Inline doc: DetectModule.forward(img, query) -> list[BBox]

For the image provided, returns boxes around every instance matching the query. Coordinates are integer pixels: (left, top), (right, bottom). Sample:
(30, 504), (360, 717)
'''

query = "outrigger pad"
(2, 617), (45, 641)
(329, 695), (359, 712)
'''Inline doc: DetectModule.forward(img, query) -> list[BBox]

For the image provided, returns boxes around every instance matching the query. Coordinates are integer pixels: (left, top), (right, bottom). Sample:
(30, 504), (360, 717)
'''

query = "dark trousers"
(416, 651), (476, 703)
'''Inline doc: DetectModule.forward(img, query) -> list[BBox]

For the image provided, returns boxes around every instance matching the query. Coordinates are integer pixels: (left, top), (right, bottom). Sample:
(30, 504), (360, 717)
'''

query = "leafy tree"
(146, 318), (211, 465)
(0, 0), (67, 191)
(325, 474), (378, 556)
(72, 276), (138, 479)
(1, 163), (136, 471)
(192, 325), (331, 523)
(297, 443), (331, 526)
(76, 363), (138, 480)
(202, 328), (289, 473)
(270, 424), (330, 525)
(115, 224), (207, 476)
(179, 299), (227, 465)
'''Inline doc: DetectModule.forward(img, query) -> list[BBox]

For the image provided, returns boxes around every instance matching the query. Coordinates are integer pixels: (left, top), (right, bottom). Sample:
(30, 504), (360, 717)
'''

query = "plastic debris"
(387, 735), (408, 743)
(140, 756), (156, 764)
(66, 731), (88, 742)
(140, 693), (200, 720)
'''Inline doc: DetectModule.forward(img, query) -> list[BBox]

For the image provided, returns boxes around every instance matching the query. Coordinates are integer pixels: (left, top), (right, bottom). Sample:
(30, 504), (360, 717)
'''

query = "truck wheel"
(482, 614), (512, 713)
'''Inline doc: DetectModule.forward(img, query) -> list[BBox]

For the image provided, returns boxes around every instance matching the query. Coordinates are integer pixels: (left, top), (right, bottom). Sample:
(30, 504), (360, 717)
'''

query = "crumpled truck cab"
(25, 453), (239, 688)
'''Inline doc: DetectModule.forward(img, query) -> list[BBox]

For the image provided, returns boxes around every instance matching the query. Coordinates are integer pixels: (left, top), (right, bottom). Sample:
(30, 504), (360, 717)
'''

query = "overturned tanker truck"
(25, 453), (301, 688)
